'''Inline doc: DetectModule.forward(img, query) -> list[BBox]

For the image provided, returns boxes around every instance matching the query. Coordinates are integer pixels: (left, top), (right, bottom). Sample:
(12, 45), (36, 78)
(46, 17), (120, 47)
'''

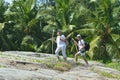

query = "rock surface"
(0, 51), (119, 80)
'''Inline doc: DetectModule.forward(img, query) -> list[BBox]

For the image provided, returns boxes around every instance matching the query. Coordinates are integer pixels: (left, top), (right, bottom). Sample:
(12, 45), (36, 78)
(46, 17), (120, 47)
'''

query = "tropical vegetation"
(0, 0), (120, 63)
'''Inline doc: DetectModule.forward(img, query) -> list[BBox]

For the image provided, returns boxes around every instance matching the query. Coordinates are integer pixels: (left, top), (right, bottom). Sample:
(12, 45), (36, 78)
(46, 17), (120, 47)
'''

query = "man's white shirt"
(78, 39), (85, 51)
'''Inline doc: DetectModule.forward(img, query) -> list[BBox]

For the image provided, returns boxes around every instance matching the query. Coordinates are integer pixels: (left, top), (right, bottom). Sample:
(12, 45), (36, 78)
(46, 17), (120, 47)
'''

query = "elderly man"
(72, 34), (88, 65)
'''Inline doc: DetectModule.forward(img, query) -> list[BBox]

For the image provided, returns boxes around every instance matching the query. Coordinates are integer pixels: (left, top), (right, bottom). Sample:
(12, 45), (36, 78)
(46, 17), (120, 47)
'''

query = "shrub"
(21, 35), (36, 51)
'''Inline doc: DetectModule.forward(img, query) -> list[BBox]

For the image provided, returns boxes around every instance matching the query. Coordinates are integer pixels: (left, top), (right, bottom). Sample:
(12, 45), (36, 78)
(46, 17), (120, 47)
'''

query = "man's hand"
(72, 38), (77, 45)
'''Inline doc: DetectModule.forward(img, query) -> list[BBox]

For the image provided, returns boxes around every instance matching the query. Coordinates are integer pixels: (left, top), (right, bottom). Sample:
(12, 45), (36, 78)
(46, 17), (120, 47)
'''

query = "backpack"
(60, 35), (69, 46)
(85, 42), (90, 51)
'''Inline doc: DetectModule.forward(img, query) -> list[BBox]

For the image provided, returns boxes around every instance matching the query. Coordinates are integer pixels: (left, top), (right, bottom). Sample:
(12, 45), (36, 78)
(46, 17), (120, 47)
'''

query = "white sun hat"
(77, 34), (81, 37)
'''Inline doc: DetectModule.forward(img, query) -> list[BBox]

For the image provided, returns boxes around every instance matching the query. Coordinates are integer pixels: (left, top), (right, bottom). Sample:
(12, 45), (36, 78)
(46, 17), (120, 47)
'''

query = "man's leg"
(55, 47), (61, 61)
(82, 56), (89, 65)
(74, 53), (79, 63)
(79, 52), (89, 65)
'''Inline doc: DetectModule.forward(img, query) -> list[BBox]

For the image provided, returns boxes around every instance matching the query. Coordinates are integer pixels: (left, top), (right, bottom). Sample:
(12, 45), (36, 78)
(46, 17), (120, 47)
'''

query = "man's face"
(77, 36), (81, 40)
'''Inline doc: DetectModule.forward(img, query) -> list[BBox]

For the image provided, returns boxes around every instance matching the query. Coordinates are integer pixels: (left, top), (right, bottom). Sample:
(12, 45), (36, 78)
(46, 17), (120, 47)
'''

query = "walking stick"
(72, 38), (78, 52)
(52, 30), (55, 54)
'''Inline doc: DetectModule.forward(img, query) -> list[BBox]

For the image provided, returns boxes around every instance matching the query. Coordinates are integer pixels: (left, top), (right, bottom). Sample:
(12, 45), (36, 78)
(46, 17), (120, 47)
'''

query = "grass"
(91, 68), (120, 79)
(105, 62), (120, 71)
(53, 61), (72, 71)
(39, 58), (72, 71)
(0, 65), (6, 68)
(101, 71), (120, 79)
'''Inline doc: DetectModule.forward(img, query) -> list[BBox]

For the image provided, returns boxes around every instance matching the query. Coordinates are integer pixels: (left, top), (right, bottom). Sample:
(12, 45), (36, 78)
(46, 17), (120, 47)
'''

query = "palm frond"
(0, 23), (4, 32)
(88, 36), (100, 59)
(67, 28), (95, 38)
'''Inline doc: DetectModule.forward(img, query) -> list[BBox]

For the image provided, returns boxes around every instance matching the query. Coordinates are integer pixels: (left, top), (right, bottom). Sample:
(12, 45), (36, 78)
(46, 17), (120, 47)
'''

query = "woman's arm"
(52, 37), (56, 43)
(60, 35), (67, 42)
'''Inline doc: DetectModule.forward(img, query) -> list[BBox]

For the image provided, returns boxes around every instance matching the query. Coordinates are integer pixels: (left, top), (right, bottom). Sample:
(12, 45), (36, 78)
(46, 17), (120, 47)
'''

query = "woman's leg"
(61, 46), (67, 61)
(55, 47), (61, 61)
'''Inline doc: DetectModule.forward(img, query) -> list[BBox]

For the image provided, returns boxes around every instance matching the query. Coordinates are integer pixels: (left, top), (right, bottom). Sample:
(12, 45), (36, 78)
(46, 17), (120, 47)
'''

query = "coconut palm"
(0, 0), (9, 22)
(84, 0), (120, 62)
(3, 0), (41, 51)
(37, 0), (85, 53)
(0, 0), (16, 50)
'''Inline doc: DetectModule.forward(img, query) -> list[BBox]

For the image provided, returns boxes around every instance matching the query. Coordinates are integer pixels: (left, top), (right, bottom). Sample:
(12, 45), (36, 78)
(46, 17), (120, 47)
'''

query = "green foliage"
(0, 0), (120, 62)
(0, 23), (5, 32)
(37, 39), (53, 53)
(21, 35), (36, 51)
(85, 0), (120, 61)
(0, 0), (8, 22)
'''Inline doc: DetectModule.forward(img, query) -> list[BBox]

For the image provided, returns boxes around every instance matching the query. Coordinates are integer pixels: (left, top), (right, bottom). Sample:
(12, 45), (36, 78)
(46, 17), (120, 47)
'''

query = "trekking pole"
(72, 38), (78, 52)
(52, 30), (55, 54)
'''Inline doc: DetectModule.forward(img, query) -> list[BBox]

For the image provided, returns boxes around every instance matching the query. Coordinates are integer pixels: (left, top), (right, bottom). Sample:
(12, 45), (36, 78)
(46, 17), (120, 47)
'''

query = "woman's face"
(57, 32), (60, 36)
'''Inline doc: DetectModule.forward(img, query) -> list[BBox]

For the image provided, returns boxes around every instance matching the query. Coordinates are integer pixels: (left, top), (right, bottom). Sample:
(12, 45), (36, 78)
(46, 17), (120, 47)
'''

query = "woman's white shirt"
(56, 35), (66, 47)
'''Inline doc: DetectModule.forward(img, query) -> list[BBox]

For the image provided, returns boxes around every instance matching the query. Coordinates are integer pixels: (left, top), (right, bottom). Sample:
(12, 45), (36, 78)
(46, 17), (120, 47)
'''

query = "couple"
(53, 29), (88, 65)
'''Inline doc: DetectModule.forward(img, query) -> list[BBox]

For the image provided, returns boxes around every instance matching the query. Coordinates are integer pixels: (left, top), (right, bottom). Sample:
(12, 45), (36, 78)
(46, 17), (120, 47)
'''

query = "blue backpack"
(85, 42), (90, 51)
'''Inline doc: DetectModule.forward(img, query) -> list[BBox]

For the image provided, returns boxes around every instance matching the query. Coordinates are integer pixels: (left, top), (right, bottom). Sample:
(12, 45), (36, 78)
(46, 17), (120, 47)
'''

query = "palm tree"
(3, 0), (41, 51)
(0, 0), (16, 50)
(0, 0), (9, 22)
(37, 0), (85, 54)
(84, 0), (120, 62)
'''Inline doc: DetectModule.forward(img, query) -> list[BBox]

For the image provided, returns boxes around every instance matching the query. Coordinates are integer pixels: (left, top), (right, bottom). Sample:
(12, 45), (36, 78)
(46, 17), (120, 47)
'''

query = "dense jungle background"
(0, 0), (120, 63)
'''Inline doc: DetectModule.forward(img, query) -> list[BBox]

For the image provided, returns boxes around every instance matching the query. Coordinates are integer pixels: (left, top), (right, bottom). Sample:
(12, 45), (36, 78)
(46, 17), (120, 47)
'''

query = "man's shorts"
(77, 50), (85, 56)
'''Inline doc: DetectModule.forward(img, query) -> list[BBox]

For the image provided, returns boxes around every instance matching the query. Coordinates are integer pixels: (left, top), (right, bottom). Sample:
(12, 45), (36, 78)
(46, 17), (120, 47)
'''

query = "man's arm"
(72, 38), (78, 45)
(79, 44), (85, 50)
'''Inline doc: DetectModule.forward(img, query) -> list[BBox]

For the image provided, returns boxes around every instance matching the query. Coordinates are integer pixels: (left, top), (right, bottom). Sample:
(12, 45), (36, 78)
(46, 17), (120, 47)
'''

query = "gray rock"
(0, 68), (53, 80)
(93, 66), (120, 76)
(0, 51), (119, 80)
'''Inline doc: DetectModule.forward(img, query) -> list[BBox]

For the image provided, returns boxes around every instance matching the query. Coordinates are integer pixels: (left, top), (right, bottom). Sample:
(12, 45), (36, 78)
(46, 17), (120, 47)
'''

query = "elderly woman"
(53, 29), (67, 61)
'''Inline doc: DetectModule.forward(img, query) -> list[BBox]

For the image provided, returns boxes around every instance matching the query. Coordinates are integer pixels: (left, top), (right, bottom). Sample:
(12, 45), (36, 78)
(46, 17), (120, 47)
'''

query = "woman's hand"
(52, 37), (56, 42)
